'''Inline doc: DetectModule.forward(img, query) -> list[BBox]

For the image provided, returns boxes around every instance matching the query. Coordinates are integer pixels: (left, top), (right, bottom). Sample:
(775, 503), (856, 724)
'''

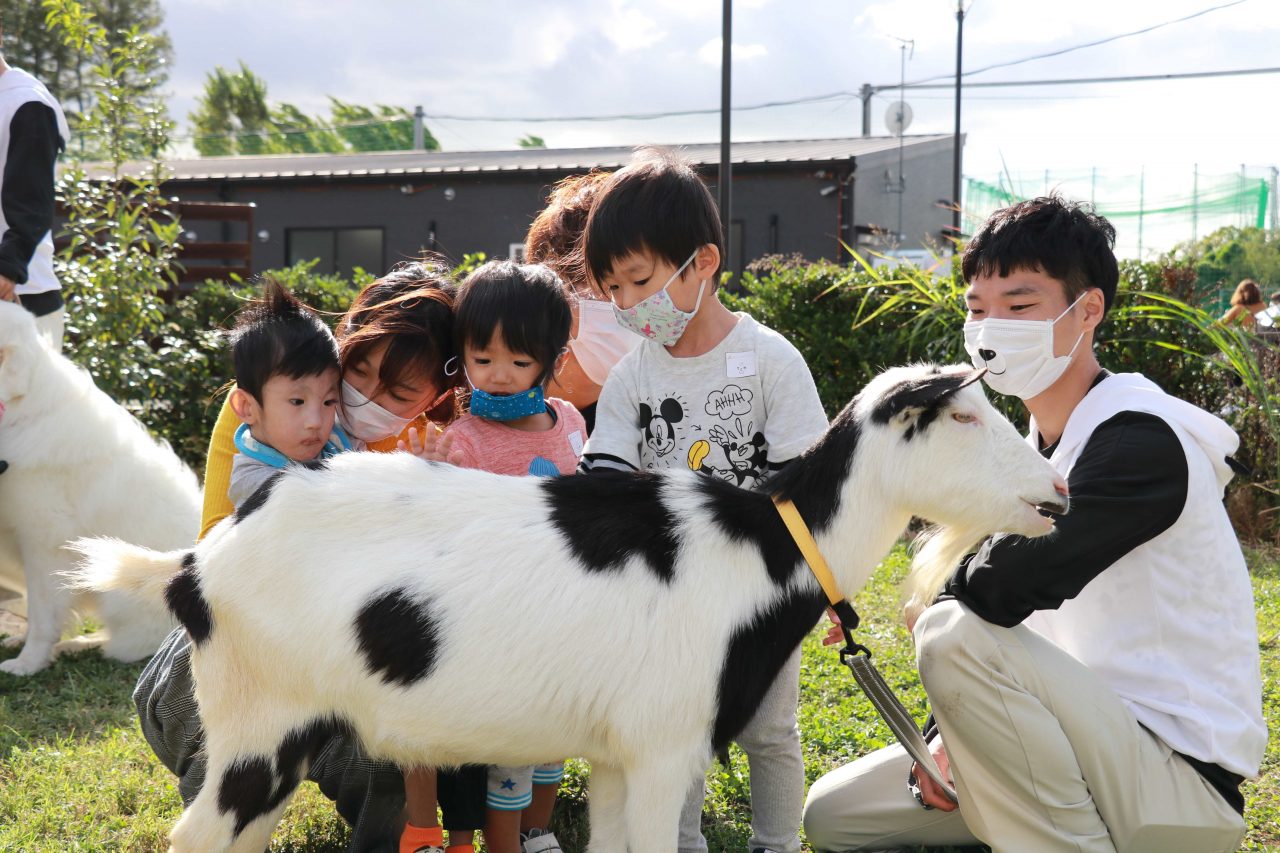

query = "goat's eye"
(952, 412), (978, 424)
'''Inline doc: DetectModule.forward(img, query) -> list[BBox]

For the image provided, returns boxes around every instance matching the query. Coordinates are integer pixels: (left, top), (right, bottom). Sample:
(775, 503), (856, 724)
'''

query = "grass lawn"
(2, 544), (1278, 851)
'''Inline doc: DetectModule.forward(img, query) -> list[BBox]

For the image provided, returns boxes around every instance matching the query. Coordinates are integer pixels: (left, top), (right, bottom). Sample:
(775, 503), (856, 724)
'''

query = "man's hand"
(910, 738), (958, 812)
(821, 606), (844, 646)
(0, 275), (18, 303)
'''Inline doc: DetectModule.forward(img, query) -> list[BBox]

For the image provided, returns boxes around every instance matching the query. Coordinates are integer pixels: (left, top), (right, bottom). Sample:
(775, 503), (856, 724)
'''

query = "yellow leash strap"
(773, 497), (844, 608)
(772, 496), (958, 804)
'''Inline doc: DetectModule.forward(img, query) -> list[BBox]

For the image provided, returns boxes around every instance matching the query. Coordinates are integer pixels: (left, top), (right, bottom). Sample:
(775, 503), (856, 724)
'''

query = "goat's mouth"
(1026, 496), (1069, 522)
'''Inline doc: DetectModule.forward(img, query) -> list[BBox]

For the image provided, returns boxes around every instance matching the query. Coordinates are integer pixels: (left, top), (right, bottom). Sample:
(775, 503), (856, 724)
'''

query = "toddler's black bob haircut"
(962, 194), (1119, 314)
(584, 146), (724, 291)
(229, 278), (339, 403)
(454, 260), (572, 388)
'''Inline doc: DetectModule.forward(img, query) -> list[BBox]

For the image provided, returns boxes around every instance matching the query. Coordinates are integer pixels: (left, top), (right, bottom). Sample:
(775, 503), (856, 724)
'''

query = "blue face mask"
(468, 385), (547, 421)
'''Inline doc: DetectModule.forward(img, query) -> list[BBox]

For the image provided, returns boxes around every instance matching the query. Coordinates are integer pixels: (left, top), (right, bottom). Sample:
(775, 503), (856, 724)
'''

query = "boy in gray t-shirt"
(580, 147), (827, 853)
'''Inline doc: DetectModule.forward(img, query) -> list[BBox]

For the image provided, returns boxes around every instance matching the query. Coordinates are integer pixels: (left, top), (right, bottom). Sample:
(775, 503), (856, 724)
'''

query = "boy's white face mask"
(962, 292), (1087, 400)
(339, 379), (413, 442)
(569, 298), (643, 385)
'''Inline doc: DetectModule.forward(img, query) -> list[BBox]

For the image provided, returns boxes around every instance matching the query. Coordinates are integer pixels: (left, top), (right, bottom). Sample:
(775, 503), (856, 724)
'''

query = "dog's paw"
(1, 633), (23, 648)
(0, 653), (49, 676)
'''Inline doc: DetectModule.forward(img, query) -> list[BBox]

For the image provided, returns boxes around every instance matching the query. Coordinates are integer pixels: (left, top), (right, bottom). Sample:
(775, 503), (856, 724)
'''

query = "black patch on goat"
(764, 408), (862, 535)
(234, 471), (285, 523)
(696, 477), (803, 588)
(165, 551), (213, 645)
(297, 457), (330, 472)
(867, 371), (969, 441)
(217, 716), (350, 836)
(710, 586), (827, 753)
(543, 470), (679, 584)
(355, 589), (442, 685)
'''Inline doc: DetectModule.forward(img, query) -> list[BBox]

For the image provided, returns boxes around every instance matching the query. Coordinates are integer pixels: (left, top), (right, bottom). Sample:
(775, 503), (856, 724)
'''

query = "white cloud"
(697, 38), (769, 65)
(602, 4), (668, 52)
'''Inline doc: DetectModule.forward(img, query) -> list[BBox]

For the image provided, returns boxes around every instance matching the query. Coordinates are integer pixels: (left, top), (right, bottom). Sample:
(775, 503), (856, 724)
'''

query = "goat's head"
(849, 364), (1069, 613)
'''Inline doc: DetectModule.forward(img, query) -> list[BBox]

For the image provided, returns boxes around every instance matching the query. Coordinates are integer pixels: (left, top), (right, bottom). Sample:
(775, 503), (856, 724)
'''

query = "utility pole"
(952, 0), (965, 236)
(719, 0), (733, 274)
(859, 83), (873, 137)
(412, 105), (425, 150)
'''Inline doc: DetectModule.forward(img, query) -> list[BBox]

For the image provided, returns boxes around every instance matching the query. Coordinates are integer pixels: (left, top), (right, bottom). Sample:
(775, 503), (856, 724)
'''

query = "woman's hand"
(821, 606), (844, 647)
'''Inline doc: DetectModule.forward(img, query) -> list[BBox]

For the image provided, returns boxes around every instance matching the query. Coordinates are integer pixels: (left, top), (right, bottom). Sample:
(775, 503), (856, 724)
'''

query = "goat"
(71, 363), (1067, 852)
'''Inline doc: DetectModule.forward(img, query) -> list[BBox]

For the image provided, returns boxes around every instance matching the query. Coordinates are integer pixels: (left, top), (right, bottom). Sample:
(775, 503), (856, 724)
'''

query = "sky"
(157, 0), (1280, 254)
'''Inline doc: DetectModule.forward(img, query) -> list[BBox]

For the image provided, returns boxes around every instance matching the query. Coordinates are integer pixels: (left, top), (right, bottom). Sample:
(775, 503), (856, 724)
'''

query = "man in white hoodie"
(0, 50), (70, 349)
(803, 196), (1265, 853)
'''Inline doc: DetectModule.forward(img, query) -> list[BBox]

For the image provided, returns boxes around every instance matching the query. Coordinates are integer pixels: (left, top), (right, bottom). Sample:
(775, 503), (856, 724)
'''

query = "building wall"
(853, 139), (958, 255)
(168, 147), (955, 279)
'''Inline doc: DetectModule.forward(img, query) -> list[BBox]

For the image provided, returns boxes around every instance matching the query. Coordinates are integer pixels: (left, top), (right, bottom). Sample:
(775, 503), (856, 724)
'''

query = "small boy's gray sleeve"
(227, 455), (281, 508)
(580, 365), (642, 472)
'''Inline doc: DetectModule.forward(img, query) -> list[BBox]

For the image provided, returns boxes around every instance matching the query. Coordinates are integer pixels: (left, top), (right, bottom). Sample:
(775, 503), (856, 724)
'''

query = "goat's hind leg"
(169, 713), (333, 852)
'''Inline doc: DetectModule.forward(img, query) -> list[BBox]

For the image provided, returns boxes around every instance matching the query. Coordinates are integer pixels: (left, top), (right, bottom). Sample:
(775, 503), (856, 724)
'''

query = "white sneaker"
(521, 829), (563, 853)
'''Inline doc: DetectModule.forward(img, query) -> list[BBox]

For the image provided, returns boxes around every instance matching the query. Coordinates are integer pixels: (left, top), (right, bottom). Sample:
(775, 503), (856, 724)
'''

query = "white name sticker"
(568, 430), (584, 456)
(726, 351), (758, 378)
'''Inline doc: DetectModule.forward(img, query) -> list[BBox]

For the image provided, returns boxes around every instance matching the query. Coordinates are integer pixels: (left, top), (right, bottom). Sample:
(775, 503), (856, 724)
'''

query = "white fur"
(0, 301), (199, 675)
(71, 363), (1064, 852)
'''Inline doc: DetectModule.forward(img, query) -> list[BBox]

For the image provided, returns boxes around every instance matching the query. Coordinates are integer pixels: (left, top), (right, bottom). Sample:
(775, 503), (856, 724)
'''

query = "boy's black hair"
(454, 260), (571, 388)
(962, 194), (1120, 314)
(584, 146), (724, 291)
(229, 278), (339, 403)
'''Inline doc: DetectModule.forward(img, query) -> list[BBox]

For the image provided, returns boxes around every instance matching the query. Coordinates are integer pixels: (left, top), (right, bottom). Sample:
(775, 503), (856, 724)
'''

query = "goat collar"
(772, 497), (861, 637)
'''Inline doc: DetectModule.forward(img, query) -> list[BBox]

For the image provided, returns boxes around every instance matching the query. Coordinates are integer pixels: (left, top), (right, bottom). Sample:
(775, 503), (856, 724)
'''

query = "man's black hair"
(584, 146), (724, 290)
(229, 278), (339, 403)
(962, 194), (1119, 313)
(454, 260), (571, 387)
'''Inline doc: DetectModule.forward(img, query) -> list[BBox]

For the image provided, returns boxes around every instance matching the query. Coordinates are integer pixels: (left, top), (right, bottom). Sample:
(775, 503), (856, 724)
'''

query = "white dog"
(0, 300), (200, 675)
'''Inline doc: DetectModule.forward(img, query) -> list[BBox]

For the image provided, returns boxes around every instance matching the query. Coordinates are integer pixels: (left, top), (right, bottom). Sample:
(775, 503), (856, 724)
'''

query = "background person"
(0, 49), (70, 349)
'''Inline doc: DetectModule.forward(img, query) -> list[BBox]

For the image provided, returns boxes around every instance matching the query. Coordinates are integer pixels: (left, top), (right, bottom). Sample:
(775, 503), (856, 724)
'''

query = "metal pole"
(719, 0), (733, 274)
(896, 42), (908, 244)
(859, 83), (873, 137)
(952, 1), (964, 235)
(413, 105), (425, 150)
(1192, 163), (1198, 243)
(1138, 166), (1145, 259)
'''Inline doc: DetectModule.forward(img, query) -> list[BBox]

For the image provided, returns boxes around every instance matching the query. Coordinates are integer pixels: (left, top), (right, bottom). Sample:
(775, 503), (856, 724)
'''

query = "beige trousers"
(804, 601), (1245, 853)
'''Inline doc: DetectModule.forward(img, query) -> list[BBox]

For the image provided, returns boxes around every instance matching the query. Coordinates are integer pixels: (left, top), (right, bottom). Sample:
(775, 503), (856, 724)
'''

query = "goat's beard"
(901, 524), (990, 628)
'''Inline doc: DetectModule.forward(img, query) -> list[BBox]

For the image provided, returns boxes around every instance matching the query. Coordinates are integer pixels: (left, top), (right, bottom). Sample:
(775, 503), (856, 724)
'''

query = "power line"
(898, 0), (1249, 88)
(423, 92), (855, 123)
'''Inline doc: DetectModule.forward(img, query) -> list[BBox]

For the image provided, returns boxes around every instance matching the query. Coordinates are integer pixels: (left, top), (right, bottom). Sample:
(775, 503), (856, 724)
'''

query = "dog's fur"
(0, 301), (200, 675)
(74, 364), (1066, 851)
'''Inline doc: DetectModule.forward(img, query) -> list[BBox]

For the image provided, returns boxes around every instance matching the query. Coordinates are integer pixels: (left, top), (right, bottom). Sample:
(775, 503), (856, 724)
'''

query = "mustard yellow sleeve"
(199, 394), (240, 541)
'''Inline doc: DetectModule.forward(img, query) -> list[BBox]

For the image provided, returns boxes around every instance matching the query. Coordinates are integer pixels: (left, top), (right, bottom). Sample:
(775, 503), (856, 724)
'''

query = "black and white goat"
(73, 364), (1066, 853)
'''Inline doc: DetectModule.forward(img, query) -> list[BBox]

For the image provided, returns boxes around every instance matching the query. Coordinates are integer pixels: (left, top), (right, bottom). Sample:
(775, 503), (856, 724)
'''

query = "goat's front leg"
(586, 761), (627, 853)
(622, 753), (705, 853)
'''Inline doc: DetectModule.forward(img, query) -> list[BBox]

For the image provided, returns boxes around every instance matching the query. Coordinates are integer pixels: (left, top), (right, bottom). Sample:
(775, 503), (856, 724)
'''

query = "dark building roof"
(103, 135), (954, 182)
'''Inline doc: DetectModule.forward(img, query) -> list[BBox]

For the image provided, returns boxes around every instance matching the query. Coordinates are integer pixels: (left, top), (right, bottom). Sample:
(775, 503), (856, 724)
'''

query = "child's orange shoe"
(400, 822), (444, 853)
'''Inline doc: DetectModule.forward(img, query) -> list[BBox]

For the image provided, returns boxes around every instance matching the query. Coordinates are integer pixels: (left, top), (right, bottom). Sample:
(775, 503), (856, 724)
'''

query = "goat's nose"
(978, 348), (996, 362)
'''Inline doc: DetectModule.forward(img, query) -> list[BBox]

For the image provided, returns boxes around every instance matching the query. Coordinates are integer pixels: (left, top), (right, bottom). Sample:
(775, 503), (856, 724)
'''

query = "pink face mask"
(611, 250), (706, 347)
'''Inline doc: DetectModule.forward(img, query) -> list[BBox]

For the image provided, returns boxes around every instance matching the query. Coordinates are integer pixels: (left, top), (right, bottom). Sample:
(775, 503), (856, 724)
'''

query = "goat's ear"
(958, 368), (987, 390)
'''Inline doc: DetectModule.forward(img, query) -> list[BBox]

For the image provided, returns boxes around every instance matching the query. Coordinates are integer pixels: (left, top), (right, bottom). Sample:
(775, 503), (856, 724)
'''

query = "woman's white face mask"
(569, 298), (643, 385)
(962, 292), (1088, 400)
(338, 379), (413, 443)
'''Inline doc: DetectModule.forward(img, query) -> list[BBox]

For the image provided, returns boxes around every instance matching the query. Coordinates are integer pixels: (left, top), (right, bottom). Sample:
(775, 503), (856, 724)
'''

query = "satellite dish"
(885, 101), (913, 136)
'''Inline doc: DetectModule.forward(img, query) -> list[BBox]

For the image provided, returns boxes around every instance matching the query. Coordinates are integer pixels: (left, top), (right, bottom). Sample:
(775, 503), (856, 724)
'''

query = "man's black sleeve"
(0, 101), (63, 284)
(939, 411), (1189, 627)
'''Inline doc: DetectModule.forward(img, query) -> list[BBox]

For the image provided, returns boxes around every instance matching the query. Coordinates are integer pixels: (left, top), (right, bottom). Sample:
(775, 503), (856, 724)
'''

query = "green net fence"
(964, 166), (1275, 260)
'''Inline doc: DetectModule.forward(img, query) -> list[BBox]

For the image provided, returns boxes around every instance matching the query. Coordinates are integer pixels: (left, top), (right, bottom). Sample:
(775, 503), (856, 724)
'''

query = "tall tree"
(1, 0), (170, 119)
(188, 63), (439, 156)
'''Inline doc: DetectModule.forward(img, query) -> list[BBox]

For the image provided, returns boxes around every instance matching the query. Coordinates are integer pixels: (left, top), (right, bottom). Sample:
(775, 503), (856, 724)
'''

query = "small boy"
(580, 147), (828, 853)
(226, 279), (350, 507)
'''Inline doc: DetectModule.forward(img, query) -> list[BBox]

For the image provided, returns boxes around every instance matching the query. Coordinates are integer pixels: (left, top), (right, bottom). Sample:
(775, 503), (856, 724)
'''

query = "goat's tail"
(901, 524), (987, 625)
(64, 537), (189, 605)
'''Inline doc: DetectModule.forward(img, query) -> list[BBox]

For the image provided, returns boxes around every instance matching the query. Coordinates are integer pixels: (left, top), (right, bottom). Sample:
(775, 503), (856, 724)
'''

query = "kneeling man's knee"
(914, 600), (996, 691)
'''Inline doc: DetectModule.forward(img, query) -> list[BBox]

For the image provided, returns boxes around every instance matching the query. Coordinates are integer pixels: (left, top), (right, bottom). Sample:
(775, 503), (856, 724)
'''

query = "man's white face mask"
(962, 291), (1087, 400)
